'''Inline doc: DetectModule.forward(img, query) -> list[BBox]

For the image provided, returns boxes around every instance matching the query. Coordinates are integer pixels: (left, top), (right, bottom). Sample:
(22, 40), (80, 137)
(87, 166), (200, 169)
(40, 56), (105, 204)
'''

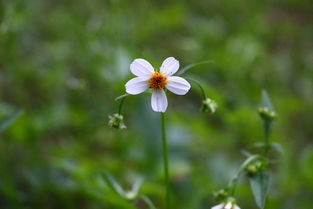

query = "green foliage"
(0, 109), (23, 132)
(248, 171), (270, 209)
(102, 173), (142, 201)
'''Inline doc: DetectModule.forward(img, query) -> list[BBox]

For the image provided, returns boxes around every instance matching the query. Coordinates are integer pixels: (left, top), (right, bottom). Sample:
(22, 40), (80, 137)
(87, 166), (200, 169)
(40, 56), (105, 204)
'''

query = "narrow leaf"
(103, 173), (143, 201)
(249, 171), (270, 209)
(261, 90), (274, 111)
(228, 155), (261, 188)
(115, 93), (129, 101)
(176, 60), (214, 76)
(240, 149), (253, 157)
(240, 155), (261, 171)
(102, 173), (126, 198)
(104, 193), (139, 209)
(270, 142), (284, 155)
(141, 195), (158, 209)
(0, 109), (23, 133)
(253, 142), (284, 155)
(125, 178), (143, 200)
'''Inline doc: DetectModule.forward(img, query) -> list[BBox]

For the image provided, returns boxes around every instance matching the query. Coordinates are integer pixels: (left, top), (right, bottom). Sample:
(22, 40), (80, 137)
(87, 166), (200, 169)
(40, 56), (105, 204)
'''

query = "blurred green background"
(1, 0), (313, 208)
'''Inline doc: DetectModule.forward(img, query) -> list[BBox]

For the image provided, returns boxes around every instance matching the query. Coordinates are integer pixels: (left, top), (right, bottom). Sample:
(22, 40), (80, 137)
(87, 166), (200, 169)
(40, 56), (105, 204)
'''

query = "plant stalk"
(161, 113), (170, 209)
(185, 77), (207, 100)
(263, 120), (271, 156)
(118, 97), (126, 115)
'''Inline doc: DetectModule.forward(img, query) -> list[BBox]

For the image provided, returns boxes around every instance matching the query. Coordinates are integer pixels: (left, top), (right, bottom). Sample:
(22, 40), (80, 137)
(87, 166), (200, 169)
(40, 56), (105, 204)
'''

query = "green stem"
(118, 97), (126, 115)
(161, 113), (170, 209)
(263, 120), (271, 156)
(185, 77), (207, 100)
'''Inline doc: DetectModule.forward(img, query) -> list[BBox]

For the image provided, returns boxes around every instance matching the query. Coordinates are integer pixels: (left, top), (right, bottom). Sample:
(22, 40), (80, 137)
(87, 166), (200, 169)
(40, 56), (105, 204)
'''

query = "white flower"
(125, 57), (191, 112)
(211, 202), (240, 209)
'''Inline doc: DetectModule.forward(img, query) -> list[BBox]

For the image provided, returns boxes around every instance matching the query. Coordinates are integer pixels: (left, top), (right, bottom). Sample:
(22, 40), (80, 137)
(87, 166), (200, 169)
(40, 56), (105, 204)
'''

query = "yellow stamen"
(148, 72), (167, 90)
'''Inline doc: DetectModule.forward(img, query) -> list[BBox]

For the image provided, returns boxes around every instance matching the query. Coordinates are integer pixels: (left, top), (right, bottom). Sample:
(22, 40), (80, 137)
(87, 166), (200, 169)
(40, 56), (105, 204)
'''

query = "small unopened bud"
(108, 113), (126, 129)
(245, 161), (264, 177)
(258, 107), (277, 121)
(201, 98), (217, 114)
(213, 189), (228, 202)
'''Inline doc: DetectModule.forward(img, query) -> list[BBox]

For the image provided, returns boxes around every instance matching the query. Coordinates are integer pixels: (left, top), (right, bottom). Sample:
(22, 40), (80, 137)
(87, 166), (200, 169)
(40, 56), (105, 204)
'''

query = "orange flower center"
(148, 72), (167, 90)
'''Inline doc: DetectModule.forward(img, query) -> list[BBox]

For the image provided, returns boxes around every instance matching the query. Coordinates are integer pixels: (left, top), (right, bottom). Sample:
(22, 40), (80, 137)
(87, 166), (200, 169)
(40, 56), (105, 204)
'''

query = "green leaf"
(261, 90), (274, 111)
(253, 142), (284, 155)
(140, 195), (158, 209)
(124, 178), (142, 200)
(176, 60), (214, 76)
(103, 193), (139, 209)
(0, 109), (23, 133)
(102, 173), (126, 198)
(115, 93), (129, 101)
(249, 171), (270, 209)
(240, 155), (261, 170)
(240, 149), (253, 157)
(228, 155), (261, 190)
(270, 142), (284, 155)
(102, 173), (142, 200)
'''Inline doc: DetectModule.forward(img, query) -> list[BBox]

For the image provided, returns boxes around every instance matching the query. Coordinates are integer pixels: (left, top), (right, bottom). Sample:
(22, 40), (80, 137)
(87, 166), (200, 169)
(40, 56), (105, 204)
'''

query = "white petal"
(130, 58), (154, 77)
(160, 57), (179, 76)
(151, 90), (168, 112)
(125, 77), (149, 95)
(211, 204), (224, 209)
(166, 76), (191, 95)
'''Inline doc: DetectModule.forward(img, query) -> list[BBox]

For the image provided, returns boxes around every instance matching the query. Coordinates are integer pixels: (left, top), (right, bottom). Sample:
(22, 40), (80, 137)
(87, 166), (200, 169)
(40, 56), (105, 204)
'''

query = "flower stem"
(118, 97), (126, 115)
(263, 120), (271, 156)
(161, 113), (170, 209)
(185, 77), (207, 100)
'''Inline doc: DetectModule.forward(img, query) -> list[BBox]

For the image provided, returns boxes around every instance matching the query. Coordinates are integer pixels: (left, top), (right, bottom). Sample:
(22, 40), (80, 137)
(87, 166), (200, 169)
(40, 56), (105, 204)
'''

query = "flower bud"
(108, 113), (126, 129)
(201, 98), (217, 114)
(245, 161), (264, 177)
(258, 107), (277, 121)
(213, 189), (228, 202)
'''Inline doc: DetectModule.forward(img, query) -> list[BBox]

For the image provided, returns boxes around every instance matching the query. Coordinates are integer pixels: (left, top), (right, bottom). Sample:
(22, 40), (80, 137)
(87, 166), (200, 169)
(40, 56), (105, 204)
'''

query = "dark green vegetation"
(1, 0), (313, 208)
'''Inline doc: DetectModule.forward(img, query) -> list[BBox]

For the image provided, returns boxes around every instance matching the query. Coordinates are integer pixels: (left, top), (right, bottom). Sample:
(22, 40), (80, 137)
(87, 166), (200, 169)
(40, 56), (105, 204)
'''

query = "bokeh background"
(1, 0), (313, 208)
